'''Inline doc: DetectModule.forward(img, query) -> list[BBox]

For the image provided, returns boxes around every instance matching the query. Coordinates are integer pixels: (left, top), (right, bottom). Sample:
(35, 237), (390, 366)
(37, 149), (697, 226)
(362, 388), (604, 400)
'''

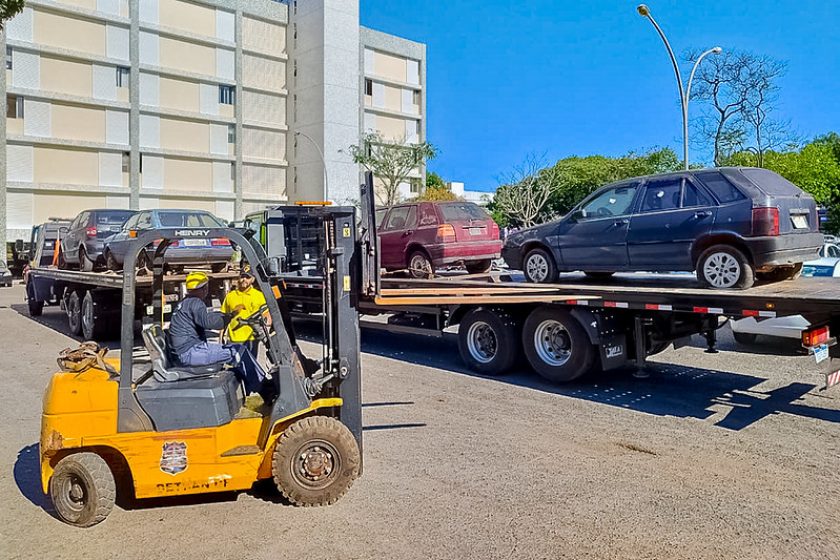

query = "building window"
(364, 78), (373, 96)
(227, 124), (235, 143)
(5, 47), (12, 70)
(116, 66), (130, 87)
(230, 162), (235, 180)
(413, 90), (420, 105)
(6, 95), (23, 119)
(410, 179), (421, 194)
(139, 154), (143, 173)
(122, 152), (130, 173)
(219, 85), (235, 105)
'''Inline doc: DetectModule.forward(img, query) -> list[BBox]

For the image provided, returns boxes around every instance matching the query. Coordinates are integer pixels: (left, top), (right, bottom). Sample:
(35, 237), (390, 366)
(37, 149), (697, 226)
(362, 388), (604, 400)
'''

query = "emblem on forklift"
(160, 441), (188, 475)
(606, 345), (624, 359)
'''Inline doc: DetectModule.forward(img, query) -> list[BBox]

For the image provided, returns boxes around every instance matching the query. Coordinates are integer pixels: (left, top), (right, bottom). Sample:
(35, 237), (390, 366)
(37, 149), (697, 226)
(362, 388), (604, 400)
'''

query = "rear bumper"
(745, 232), (823, 266)
(427, 241), (502, 266)
(161, 247), (234, 265)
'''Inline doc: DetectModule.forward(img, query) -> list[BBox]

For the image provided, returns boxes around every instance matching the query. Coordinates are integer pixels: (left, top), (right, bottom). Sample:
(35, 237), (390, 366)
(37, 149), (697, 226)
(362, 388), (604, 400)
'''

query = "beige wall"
(35, 11), (106, 57)
(34, 146), (99, 185)
(41, 56), (93, 98)
(159, 197), (215, 212)
(7, 117), (23, 135)
(383, 84), (401, 112)
(33, 193), (106, 223)
(160, 117), (209, 153)
(242, 17), (285, 55)
(159, 37), (215, 76)
(52, 103), (106, 143)
(242, 164), (285, 197)
(54, 0), (97, 10)
(159, 77), (200, 113)
(371, 114), (406, 141)
(160, 0), (216, 38)
(163, 157), (212, 192)
(242, 55), (285, 93)
(242, 128), (285, 160)
(373, 51), (407, 83)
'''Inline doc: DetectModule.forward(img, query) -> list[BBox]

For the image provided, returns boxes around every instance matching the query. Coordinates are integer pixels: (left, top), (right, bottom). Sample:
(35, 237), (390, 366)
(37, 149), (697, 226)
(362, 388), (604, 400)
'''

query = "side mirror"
(59, 226), (69, 234)
(570, 209), (585, 222)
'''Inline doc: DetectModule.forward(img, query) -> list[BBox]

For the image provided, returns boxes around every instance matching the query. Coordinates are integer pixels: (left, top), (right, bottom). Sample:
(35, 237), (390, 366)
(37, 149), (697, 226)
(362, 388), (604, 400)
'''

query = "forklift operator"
(169, 271), (267, 395)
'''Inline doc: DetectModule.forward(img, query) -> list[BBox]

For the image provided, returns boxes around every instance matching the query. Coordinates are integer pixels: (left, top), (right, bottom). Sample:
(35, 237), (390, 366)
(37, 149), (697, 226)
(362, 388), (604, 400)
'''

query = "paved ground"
(2, 282), (839, 560)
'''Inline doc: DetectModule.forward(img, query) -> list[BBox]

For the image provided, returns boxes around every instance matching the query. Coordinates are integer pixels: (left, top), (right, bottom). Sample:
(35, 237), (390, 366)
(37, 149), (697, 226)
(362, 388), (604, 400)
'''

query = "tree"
(426, 171), (446, 191)
(415, 171), (461, 202)
(0, 0), (24, 27)
(349, 132), (437, 206)
(494, 154), (562, 228)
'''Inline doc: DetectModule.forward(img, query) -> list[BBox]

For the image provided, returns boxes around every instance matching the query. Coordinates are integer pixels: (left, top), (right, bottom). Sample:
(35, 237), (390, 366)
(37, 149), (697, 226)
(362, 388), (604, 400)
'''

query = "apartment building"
(0, 0), (428, 247)
(360, 26), (426, 201)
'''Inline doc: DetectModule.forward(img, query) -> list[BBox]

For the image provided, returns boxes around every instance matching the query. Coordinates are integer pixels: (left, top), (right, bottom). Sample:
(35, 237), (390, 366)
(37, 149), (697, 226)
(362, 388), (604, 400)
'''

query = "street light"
(294, 131), (330, 201)
(637, 4), (721, 170)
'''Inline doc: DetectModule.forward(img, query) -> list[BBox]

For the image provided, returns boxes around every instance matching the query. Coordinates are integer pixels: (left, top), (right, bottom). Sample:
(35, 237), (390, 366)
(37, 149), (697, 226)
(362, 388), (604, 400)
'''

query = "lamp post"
(294, 131), (330, 201)
(637, 4), (721, 170)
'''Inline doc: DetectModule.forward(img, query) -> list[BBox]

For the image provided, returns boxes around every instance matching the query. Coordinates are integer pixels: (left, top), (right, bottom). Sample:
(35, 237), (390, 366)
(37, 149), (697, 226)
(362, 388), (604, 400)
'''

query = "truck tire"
(272, 416), (360, 506)
(523, 247), (557, 283)
(522, 307), (595, 383)
(50, 452), (116, 527)
(697, 245), (755, 289)
(67, 290), (83, 336)
(457, 308), (520, 376)
(27, 285), (44, 317)
(81, 291), (105, 341)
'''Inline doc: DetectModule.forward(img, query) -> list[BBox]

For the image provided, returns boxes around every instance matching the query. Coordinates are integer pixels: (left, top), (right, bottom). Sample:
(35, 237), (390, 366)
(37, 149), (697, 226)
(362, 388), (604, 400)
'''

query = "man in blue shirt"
(169, 271), (267, 395)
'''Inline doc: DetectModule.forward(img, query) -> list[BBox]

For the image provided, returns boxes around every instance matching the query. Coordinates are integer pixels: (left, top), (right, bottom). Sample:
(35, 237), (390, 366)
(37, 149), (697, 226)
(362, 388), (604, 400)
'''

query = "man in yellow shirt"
(221, 268), (267, 356)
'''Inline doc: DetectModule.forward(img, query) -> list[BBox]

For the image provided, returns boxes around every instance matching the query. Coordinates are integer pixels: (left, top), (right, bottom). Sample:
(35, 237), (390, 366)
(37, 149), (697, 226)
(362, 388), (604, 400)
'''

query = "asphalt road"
(2, 283), (839, 560)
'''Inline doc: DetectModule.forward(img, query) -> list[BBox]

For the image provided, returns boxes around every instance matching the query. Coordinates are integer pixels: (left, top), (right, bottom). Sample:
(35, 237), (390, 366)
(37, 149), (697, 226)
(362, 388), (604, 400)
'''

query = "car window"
(640, 179), (682, 213)
(695, 171), (746, 203)
(136, 212), (153, 229)
(579, 183), (639, 219)
(405, 206), (418, 229)
(123, 214), (139, 230)
(418, 204), (438, 226)
(375, 208), (388, 228)
(156, 212), (224, 228)
(97, 211), (135, 225)
(740, 168), (803, 196)
(383, 207), (411, 231)
(828, 245), (840, 258)
(440, 203), (488, 221)
(683, 180), (713, 207)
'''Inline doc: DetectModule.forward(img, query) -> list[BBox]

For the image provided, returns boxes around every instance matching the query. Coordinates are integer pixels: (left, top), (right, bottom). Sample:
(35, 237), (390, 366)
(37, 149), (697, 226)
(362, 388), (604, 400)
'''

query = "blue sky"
(361, 1), (840, 192)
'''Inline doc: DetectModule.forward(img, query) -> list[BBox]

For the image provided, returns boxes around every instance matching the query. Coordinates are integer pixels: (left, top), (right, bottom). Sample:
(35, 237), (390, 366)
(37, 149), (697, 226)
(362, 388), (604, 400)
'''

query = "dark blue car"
(501, 167), (823, 289)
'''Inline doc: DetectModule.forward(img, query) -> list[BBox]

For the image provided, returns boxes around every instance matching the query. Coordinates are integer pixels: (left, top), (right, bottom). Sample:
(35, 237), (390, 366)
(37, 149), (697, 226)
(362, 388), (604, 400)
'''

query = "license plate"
(814, 343), (829, 364)
(182, 239), (208, 247)
(791, 215), (808, 229)
(469, 227), (484, 236)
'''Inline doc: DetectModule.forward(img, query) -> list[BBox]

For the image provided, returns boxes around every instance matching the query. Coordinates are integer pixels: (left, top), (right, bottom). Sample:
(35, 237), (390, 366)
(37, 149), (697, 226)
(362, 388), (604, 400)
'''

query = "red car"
(376, 201), (502, 277)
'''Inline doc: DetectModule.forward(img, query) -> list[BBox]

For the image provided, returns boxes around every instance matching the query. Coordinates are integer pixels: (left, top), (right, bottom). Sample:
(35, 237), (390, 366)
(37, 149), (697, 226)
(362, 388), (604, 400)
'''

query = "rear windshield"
(739, 168), (804, 196)
(439, 203), (489, 221)
(96, 211), (135, 225)
(695, 171), (747, 203)
(158, 212), (225, 228)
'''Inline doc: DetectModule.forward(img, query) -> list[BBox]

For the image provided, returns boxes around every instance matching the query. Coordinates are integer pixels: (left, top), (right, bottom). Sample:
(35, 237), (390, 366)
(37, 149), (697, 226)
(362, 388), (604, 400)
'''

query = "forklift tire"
(67, 291), (83, 336)
(27, 286), (44, 317)
(81, 291), (105, 341)
(522, 307), (595, 383)
(272, 416), (360, 507)
(50, 452), (115, 527)
(457, 308), (520, 376)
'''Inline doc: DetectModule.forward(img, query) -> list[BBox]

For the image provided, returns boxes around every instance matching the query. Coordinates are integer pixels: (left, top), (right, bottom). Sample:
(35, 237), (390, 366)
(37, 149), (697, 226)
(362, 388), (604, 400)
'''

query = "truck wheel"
(523, 248), (557, 283)
(465, 259), (492, 274)
(67, 291), (83, 336)
(272, 416), (360, 506)
(408, 251), (434, 279)
(27, 286), (44, 317)
(697, 245), (755, 289)
(50, 452), (116, 527)
(81, 291), (105, 341)
(458, 308), (520, 376)
(522, 307), (595, 383)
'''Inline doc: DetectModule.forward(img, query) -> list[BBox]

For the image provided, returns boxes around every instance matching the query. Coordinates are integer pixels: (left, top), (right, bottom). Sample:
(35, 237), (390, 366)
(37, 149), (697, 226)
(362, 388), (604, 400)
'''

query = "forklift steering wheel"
(232, 304), (270, 331)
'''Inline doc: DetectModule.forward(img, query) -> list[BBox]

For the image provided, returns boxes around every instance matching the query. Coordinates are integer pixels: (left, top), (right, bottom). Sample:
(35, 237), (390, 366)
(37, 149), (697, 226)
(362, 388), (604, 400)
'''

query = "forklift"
(39, 206), (363, 527)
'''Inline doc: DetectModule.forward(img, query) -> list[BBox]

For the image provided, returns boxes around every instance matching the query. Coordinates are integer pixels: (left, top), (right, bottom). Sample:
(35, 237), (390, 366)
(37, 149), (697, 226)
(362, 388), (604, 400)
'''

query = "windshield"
(158, 212), (226, 228)
(440, 203), (489, 221)
(97, 211), (135, 225)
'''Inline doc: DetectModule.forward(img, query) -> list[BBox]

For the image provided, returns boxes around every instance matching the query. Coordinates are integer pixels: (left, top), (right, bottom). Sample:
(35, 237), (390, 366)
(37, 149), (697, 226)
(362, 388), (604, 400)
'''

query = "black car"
(61, 209), (137, 271)
(502, 167), (823, 289)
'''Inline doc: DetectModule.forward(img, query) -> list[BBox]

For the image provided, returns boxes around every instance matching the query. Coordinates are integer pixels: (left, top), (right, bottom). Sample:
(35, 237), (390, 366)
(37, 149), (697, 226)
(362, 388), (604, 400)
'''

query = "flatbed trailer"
(25, 266), (237, 340)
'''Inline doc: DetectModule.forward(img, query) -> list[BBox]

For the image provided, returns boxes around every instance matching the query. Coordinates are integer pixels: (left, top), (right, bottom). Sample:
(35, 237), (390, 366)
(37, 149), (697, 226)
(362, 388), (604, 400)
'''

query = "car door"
(555, 182), (640, 269)
(378, 205), (415, 269)
(112, 212), (146, 262)
(627, 176), (717, 269)
(68, 212), (88, 263)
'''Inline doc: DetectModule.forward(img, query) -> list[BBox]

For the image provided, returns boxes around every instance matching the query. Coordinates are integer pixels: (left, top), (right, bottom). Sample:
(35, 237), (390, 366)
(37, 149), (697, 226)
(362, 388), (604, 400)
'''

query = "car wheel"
(408, 250), (434, 279)
(757, 263), (803, 283)
(584, 271), (615, 281)
(697, 245), (754, 290)
(137, 250), (152, 273)
(465, 259), (492, 275)
(79, 246), (94, 272)
(105, 250), (120, 272)
(523, 247), (557, 284)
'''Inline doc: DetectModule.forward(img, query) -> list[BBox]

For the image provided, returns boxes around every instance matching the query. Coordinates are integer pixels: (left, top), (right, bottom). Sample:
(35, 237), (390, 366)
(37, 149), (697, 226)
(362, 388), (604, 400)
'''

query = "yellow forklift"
(39, 202), (364, 527)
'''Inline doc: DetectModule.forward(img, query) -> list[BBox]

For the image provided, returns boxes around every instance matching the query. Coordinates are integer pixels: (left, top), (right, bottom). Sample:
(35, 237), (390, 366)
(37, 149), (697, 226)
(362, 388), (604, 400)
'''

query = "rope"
(57, 341), (118, 377)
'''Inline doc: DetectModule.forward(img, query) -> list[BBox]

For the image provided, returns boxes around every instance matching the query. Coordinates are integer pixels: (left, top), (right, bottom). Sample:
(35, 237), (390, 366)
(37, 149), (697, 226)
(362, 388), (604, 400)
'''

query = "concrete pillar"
(128, 0), (140, 210)
(0, 27), (7, 253)
(234, 7), (243, 219)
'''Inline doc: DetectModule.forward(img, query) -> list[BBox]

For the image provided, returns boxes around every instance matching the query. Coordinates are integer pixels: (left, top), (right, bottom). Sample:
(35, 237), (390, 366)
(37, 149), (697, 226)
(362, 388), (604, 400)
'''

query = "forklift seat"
(142, 325), (226, 382)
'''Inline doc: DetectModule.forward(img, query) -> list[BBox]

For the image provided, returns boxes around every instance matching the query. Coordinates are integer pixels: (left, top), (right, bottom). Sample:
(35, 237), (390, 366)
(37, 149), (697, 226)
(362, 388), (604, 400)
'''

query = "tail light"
(490, 221), (500, 239)
(85, 226), (98, 238)
(210, 238), (230, 247)
(435, 224), (456, 243)
(802, 325), (830, 348)
(751, 207), (780, 237)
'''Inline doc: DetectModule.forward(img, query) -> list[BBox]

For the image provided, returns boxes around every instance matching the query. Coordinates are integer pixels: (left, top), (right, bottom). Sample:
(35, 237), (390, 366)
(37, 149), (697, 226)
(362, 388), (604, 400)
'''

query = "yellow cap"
(185, 271), (209, 290)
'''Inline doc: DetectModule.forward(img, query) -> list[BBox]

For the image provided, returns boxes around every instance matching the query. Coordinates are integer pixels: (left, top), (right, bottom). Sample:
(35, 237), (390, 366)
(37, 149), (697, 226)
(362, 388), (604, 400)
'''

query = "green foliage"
(0, 0), (25, 27)
(416, 171), (461, 201)
(426, 171), (446, 190)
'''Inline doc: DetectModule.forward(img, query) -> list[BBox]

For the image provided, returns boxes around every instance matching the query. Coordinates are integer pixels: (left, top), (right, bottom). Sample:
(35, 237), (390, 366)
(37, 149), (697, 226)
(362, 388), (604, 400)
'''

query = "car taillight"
(210, 238), (230, 247)
(751, 207), (780, 237)
(435, 224), (456, 243)
(802, 325), (830, 347)
(85, 226), (97, 237)
(490, 221), (500, 239)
